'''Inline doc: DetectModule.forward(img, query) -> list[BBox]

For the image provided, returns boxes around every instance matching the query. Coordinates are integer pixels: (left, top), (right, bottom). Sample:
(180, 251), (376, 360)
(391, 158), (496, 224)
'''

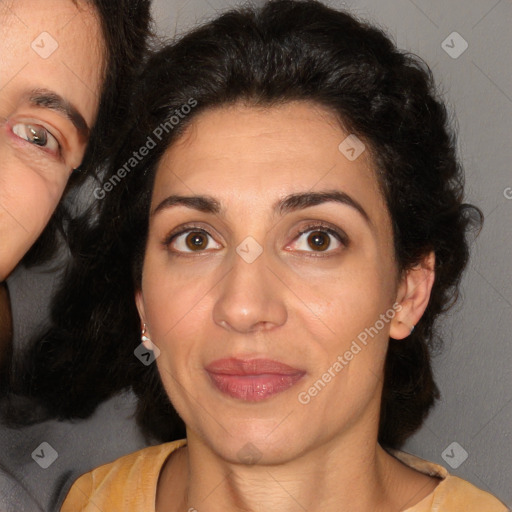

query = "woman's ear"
(135, 290), (151, 349)
(390, 251), (435, 340)
(135, 289), (146, 325)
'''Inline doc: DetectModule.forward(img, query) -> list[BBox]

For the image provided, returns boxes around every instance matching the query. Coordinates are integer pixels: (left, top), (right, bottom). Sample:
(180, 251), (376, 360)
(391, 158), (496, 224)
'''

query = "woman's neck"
(157, 427), (439, 512)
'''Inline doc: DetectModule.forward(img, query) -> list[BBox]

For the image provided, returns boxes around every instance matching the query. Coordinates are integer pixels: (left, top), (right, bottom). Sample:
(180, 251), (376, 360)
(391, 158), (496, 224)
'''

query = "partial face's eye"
(169, 229), (222, 253)
(12, 123), (60, 153)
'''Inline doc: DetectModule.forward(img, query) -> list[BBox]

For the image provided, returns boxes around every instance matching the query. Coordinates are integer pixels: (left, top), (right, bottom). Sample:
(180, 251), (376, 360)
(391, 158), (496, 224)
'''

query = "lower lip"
(207, 372), (305, 401)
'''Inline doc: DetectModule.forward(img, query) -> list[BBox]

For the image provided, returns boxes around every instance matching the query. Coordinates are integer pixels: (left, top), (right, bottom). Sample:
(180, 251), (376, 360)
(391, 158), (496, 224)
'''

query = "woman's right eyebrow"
(151, 195), (221, 216)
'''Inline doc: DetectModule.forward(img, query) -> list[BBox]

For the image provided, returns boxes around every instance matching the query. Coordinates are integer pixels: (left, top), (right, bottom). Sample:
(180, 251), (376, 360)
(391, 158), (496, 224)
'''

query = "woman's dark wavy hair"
(11, 0), (482, 449)
(21, 0), (153, 266)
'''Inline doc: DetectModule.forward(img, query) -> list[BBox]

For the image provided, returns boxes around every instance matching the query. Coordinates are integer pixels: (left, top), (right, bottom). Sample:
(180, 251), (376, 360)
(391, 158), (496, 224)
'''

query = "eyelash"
(163, 223), (214, 250)
(163, 222), (349, 256)
(9, 120), (62, 158)
(288, 222), (349, 256)
(294, 223), (349, 247)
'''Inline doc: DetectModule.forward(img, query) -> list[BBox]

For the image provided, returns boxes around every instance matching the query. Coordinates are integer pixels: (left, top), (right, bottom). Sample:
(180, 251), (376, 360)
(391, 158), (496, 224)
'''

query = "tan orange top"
(61, 439), (508, 512)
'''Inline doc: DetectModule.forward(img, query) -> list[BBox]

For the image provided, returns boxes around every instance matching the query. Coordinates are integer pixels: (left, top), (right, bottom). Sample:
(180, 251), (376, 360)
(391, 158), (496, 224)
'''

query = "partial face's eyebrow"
(275, 190), (371, 226)
(27, 88), (89, 140)
(152, 194), (221, 217)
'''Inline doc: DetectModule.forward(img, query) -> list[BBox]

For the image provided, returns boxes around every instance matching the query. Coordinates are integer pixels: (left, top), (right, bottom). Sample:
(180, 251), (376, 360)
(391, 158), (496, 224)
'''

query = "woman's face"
(137, 101), (415, 464)
(0, 0), (103, 279)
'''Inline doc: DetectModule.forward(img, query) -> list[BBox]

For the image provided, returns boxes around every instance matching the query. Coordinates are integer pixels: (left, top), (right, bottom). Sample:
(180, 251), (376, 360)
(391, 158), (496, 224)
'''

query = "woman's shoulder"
(392, 450), (509, 512)
(435, 475), (509, 511)
(61, 438), (187, 512)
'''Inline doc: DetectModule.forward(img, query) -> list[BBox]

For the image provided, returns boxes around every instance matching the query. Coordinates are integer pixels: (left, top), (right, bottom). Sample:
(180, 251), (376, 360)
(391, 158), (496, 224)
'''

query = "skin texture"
(136, 102), (437, 512)
(0, 0), (103, 280)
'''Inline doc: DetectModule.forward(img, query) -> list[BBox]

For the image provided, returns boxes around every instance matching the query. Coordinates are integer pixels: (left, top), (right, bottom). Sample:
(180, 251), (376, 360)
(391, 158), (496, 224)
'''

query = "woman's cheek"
(142, 242), (223, 322)
(0, 162), (62, 236)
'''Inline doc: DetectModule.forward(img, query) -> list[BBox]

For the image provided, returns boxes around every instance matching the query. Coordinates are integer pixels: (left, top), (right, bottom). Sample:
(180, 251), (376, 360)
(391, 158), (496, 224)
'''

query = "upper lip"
(205, 358), (305, 376)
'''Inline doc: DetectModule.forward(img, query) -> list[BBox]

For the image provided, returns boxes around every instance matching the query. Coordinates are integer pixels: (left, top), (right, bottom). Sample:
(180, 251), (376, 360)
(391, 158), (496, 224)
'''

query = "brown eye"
(307, 231), (330, 251)
(168, 227), (222, 254)
(286, 226), (345, 255)
(185, 231), (208, 251)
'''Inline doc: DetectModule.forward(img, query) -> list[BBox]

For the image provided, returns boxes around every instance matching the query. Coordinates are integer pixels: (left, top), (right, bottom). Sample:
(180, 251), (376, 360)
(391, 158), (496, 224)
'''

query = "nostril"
(218, 320), (229, 329)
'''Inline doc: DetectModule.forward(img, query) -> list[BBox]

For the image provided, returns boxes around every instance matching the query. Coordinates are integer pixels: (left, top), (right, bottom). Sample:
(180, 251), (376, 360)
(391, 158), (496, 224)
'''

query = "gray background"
(151, 0), (512, 503)
(2, 0), (510, 510)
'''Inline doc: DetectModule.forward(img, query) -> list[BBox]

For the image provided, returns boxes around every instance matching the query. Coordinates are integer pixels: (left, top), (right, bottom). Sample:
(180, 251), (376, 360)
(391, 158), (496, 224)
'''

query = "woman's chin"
(213, 434), (301, 466)
(187, 415), (305, 466)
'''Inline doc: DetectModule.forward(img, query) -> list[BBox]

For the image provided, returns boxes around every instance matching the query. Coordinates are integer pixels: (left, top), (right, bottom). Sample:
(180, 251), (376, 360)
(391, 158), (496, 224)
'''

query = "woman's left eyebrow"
(276, 190), (372, 226)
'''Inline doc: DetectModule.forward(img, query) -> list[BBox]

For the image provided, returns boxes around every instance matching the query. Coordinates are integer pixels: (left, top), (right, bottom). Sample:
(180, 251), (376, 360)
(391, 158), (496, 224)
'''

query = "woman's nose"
(212, 247), (287, 334)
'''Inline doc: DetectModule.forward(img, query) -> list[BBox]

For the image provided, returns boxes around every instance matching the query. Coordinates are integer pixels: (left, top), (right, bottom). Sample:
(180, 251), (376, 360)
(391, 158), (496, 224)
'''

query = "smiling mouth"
(205, 358), (306, 401)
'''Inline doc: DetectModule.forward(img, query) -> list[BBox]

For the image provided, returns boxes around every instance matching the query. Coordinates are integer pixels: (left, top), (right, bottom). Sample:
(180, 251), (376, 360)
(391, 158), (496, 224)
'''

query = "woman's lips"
(205, 358), (306, 401)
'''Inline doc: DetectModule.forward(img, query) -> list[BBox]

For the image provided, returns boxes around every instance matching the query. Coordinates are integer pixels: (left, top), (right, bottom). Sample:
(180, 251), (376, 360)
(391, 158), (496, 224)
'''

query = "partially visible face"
(137, 101), (403, 464)
(0, 0), (103, 279)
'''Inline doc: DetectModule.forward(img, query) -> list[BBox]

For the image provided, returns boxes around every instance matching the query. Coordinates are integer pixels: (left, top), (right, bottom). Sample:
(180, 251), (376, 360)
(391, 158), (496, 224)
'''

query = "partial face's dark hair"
(21, 0), (153, 266)
(15, 0), (481, 449)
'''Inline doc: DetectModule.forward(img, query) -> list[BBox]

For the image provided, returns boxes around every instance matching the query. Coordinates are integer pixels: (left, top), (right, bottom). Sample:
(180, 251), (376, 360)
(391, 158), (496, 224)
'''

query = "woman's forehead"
(154, 103), (379, 203)
(0, 0), (104, 127)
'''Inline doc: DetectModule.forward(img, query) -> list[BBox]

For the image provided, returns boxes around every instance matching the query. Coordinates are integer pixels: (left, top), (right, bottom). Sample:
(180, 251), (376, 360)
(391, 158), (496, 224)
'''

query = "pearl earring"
(141, 323), (151, 343)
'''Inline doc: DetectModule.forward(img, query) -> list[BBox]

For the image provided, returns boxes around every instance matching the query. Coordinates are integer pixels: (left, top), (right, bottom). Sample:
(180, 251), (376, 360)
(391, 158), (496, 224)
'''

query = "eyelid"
(8, 110), (86, 169)
(12, 123), (60, 154)
(8, 117), (64, 159)
(163, 223), (224, 253)
(285, 222), (350, 252)
(164, 223), (213, 244)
